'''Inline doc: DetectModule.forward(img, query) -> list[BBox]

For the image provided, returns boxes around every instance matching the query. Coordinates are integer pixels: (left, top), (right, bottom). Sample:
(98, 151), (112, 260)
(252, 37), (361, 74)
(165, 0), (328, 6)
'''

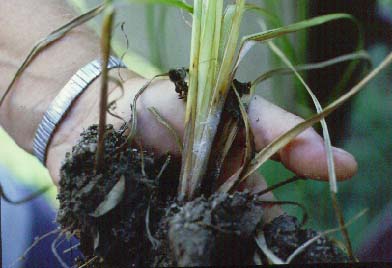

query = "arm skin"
(0, 1), (357, 197)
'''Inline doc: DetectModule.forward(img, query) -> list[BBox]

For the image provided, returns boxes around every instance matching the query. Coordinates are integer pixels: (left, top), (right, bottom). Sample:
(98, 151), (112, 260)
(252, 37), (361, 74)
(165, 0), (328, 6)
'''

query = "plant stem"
(179, 0), (224, 200)
(96, 4), (114, 172)
(178, 0), (204, 200)
(179, 0), (245, 201)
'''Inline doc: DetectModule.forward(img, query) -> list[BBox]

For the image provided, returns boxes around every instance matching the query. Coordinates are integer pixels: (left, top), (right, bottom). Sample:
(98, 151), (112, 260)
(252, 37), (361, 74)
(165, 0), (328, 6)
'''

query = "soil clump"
(58, 124), (348, 267)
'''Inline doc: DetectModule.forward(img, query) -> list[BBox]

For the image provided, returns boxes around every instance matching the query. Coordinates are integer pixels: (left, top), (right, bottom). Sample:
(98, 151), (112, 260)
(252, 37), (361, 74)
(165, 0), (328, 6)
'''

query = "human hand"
(0, 0), (357, 225)
(46, 71), (357, 220)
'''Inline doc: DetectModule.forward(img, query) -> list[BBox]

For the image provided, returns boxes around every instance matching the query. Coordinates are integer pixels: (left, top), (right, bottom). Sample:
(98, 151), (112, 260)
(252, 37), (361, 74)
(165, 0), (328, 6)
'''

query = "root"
(51, 231), (70, 268)
(9, 228), (60, 268)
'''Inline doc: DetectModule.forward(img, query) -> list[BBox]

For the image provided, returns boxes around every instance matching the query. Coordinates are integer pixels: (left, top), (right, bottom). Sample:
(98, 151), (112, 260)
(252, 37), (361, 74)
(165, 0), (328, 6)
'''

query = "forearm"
(0, 0), (101, 152)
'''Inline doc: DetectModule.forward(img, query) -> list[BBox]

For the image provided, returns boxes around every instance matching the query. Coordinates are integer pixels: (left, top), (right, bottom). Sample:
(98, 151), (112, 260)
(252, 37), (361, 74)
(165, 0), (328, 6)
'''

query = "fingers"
(248, 95), (358, 180)
(127, 78), (358, 181)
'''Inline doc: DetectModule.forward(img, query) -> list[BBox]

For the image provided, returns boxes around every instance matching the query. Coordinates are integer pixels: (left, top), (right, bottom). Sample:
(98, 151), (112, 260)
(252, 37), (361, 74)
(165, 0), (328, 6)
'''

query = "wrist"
(0, 31), (101, 153)
(0, 0), (102, 153)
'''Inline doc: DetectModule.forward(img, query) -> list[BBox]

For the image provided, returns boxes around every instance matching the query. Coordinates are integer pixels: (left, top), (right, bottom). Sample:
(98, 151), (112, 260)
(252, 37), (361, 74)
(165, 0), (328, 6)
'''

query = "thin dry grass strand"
(331, 191), (354, 261)
(285, 209), (368, 263)
(241, 51), (392, 181)
(267, 40), (356, 253)
(145, 199), (161, 249)
(255, 176), (307, 196)
(252, 51), (371, 86)
(51, 232), (70, 268)
(117, 22), (129, 83)
(127, 75), (165, 144)
(255, 200), (308, 226)
(77, 256), (99, 268)
(54, 234), (68, 250)
(180, 0), (193, 28)
(139, 142), (147, 177)
(232, 84), (255, 188)
(63, 243), (80, 254)
(235, 87), (254, 153)
(96, 5), (115, 171)
(217, 119), (239, 166)
(253, 251), (263, 265)
(148, 107), (183, 151)
(217, 167), (243, 194)
(107, 76), (127, 123)
(268, 41), (337, 193)
(156, 154), (171, 182)
(232, 40), (257, 76)
(209, 118), (239, 191)
(178, 1), (202, 201)
(217, 85), (254, 193)
(0, 4), (104, 108)
(9, 228), (61, 268)
(254, 230), (285, 264)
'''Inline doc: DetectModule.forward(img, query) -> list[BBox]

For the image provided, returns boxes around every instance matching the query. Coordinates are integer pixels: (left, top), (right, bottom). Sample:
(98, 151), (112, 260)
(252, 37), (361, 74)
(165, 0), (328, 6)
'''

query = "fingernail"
(332, 147), (354, 159)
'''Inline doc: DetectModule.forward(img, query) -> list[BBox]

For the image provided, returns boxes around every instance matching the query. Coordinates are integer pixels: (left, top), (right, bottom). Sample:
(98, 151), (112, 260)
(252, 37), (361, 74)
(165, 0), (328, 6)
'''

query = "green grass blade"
(244, 3), (297, 62)
(233, 13), (356, 71)
(196, 1), (223, 120)
(233, 14), (356, 79)
(242, 13), (355, 44)
(188, 0), (244, 199)
(179, 0), (202, 200)
(187, 0), (224, 199)
(126, 0), (193, 13)
(180, 0), (245, 200)
(219, 5), (237, 64)
(212, 0), (245, 104)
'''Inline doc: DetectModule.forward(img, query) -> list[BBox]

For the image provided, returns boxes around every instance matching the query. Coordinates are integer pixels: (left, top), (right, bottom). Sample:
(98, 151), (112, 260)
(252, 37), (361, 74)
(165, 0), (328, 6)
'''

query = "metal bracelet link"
(33, 56), (126, 164)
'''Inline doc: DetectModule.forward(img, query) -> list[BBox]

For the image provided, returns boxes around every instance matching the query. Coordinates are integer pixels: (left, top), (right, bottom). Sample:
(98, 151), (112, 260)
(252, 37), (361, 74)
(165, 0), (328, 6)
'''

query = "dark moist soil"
(57, 124), (348, 267)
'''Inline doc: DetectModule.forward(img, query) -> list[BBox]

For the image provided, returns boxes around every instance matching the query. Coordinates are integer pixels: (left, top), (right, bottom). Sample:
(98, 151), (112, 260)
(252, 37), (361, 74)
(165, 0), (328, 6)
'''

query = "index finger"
(132, 78), (357, 180)
(248, 95), (357, 180)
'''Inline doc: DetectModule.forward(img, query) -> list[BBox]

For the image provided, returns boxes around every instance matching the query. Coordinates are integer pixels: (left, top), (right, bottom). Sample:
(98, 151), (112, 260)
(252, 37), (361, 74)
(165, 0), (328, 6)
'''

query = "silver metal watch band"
(33, 56), (126, 164)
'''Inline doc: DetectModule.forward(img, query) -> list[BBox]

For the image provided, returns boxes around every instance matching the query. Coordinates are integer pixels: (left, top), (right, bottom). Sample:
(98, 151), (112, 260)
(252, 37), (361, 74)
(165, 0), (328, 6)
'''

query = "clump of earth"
(57, 124), (348, 267)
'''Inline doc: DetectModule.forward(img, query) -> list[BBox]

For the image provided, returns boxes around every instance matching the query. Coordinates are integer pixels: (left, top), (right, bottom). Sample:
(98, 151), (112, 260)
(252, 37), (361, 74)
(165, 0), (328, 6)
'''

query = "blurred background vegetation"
(0, 0), (391, 260)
